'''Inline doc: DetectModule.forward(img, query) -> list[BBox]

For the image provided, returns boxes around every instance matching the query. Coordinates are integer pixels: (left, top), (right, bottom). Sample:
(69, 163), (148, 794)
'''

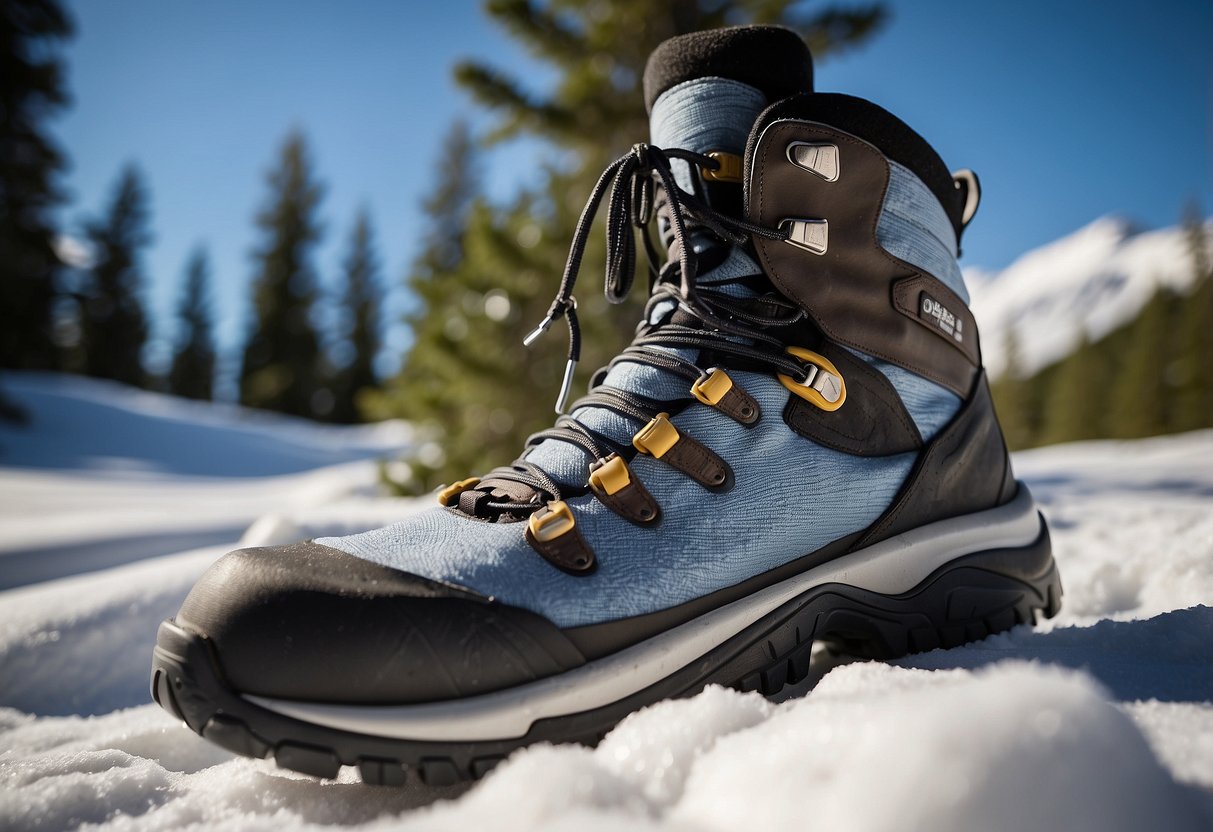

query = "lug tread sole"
(150, 530), (1061, 786)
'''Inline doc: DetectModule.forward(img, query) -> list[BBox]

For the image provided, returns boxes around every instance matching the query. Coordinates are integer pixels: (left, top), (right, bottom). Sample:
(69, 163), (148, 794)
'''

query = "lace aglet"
(523, 315), (554, 347)
(554, 358), (577, 414)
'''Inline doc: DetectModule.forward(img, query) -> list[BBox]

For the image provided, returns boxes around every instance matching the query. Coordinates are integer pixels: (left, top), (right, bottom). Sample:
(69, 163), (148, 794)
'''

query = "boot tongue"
(644, 26), (814, 204)
(645, 26), (813, 302)
(648, 77), (765, 197)
(647, 76), (767, 307)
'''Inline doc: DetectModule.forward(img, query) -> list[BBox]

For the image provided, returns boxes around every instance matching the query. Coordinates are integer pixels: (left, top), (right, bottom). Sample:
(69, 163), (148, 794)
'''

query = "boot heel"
(720, 527), (1061, 696)
(814, 528), (1062, 661)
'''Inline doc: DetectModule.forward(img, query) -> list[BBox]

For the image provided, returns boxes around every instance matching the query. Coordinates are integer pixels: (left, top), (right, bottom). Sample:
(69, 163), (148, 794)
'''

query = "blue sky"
(54, 0), (1211, 389)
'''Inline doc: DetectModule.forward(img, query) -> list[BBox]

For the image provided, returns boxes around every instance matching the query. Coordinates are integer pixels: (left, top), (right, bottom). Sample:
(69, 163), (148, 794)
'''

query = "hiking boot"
(151, 25), (1060, 786)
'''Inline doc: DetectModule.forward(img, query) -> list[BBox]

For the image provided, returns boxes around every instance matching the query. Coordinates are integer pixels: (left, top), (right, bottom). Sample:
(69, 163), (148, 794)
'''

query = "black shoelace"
(465, 143), (822, 518)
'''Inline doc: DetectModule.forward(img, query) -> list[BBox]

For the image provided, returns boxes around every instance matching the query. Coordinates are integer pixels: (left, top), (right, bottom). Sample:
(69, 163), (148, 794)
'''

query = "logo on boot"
(919, 293), (964, 344)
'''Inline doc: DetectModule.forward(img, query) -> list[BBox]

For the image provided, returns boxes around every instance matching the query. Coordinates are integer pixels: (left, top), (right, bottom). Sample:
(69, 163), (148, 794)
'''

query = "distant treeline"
(992, 209), (1213, 450)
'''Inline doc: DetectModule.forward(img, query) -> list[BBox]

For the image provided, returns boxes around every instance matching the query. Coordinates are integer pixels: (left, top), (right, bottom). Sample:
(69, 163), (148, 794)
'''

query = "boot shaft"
(642, 28), (1014, 547)
(643, 28), (986, 403)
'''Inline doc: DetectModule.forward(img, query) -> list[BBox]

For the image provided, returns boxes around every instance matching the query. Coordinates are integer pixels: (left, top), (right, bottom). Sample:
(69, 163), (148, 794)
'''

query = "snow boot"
(151, 25), (1061, 786)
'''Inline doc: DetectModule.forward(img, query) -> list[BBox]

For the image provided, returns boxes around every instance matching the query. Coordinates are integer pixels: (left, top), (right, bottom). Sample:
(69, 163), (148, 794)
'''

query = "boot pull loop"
(777, 347), (847, 412)
(952, 168), (981, 241)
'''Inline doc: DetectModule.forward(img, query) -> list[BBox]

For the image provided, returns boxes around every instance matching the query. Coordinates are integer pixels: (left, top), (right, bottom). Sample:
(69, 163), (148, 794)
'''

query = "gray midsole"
(248, 485), (1044, 742)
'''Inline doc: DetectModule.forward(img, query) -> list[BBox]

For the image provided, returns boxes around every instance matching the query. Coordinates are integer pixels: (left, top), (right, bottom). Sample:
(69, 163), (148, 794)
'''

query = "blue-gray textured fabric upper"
(316, 78), (966, 629)
(649, 76), (766, 192)
(319, 370), (917, 629)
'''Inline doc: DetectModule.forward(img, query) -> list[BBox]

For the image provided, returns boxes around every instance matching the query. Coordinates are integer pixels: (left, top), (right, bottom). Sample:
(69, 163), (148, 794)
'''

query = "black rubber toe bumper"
(174, 541), (586, 703)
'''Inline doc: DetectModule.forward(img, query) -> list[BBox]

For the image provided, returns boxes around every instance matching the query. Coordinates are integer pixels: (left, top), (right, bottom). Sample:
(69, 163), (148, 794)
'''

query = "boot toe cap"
(175, 541), (585, 704)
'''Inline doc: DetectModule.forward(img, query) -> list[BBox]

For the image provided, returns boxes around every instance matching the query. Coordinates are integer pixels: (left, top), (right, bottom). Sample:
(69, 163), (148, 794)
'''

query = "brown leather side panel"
(746, 119), (980, 397)
(892, 274), (980, 367)
(854, 372), (1014, 548)
(660, 433), (732, 491)
(783, 341), (923, 457)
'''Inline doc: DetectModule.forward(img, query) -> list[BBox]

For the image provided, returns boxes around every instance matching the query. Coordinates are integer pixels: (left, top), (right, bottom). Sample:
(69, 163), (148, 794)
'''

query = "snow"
(2, 374), (1212, 830)
(0, 373), (416, 588)
(966, 217), (1209, 378)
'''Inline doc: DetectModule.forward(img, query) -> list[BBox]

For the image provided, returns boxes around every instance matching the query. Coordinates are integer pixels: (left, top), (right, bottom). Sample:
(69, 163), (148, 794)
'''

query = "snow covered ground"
(1, 373), (1211, 831)
(0, 373), (416, 589)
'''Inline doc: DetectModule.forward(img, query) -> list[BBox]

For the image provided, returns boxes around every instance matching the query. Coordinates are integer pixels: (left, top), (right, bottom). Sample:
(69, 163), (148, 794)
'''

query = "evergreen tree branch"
(454, 61), (577, 143)
(484, 0), (588, 63)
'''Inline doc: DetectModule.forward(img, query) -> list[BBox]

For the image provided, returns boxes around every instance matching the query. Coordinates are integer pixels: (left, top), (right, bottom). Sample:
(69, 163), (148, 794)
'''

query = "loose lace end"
(523, 316), (554, 347)
(554, 358), (577, 414)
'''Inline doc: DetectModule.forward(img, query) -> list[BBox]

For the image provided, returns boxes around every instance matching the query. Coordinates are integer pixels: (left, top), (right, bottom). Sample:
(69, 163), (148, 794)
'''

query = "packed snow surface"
(1, 374), (1211, 831)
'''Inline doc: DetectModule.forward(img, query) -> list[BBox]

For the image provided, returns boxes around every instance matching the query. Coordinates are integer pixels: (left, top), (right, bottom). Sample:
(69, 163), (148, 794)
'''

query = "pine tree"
(378, 3), (888, 492)
(1108, 286), (1177, 438)
(417, 120), (479, 279)
(0, 0), (72, 371)
(168, 247), (216, 401)
(330, 209), (382, 423)
(1171, 205), (1213, 433)
(1040, 330), (1109, 445)
(990, 327), (1035, 449)
(239, 132), (327, 419)
(79, 164), (151, 387)
(362, 120), (483, 487)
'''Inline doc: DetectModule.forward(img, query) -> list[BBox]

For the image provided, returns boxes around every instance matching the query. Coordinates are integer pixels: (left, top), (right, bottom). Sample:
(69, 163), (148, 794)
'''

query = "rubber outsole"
(150, 525), (1061, 786)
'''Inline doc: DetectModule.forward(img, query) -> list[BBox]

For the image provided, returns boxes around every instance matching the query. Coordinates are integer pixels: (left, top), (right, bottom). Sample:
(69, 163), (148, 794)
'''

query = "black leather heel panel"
(783, 341), (923, 457)
(177, 542), (586, 704)
(855, 371), (1014, 548)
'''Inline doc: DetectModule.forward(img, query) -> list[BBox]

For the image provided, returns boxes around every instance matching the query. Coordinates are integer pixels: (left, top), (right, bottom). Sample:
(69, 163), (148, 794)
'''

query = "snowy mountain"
(965, 217), (1207, 378)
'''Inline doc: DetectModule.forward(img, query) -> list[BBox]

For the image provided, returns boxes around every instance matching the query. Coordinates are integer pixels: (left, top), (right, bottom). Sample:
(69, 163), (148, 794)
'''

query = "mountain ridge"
(964, 215), (1209, 378)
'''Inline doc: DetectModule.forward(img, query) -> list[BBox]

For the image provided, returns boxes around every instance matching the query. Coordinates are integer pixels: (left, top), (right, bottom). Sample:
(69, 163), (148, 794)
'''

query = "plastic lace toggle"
(690, 368), (734, 406)
(436, 477), (481, 507)
(702, 151), (743, 183)
(527, 500), (576, 543)
(690, 368), (761, 425)
(632, 413), (732, 491)
(632, 413), (680, 458)
(777, 347), (846, 412)
(588, 454), (632, 496)
(588, 454), (661, 525)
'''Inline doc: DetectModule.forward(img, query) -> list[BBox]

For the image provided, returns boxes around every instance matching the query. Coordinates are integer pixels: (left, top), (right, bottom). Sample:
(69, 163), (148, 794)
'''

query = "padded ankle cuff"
(643, 25), (813, 113)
